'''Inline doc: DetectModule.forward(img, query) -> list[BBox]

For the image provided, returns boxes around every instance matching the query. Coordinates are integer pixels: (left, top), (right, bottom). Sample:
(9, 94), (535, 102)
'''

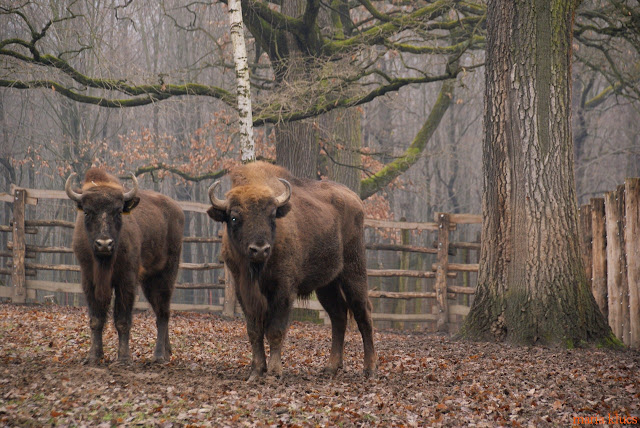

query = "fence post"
(435, 213), (450, 333)
(605, 186), (629, 344)
(579, 204), (593, 291)
(11, 189), (26, 303)
(590, 198), (607, 320)
(624, 178), (640, 348)
(222, 264), (237, 317)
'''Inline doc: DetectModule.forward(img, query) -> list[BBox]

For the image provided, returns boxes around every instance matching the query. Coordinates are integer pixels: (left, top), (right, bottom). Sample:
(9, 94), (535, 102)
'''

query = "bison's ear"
(276, 202), (291, 218)
(123, 196), (141, 214)
(207, 206), (228, 223)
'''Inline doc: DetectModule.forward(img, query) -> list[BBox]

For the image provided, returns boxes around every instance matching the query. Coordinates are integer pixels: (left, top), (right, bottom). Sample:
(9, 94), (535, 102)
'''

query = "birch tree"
(228, 0), (254, 162)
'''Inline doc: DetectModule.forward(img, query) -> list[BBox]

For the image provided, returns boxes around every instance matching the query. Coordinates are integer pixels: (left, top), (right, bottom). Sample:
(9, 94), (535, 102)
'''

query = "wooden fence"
(579, 177), (640, 348)
(0, 185), (481, 333)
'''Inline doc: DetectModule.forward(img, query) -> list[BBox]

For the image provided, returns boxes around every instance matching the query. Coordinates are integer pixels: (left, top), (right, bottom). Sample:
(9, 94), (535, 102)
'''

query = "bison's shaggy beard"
(238, 263), (268, 323)
(92, 257), (115, 304)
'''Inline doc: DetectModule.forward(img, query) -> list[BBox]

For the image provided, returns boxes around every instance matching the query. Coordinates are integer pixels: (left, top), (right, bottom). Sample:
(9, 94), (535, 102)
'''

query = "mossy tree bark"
(459, 0), (615, 346)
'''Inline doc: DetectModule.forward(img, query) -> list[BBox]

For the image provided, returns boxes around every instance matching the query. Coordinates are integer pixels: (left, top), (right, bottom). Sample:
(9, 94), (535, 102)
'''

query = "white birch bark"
(228, 0), (255, 162)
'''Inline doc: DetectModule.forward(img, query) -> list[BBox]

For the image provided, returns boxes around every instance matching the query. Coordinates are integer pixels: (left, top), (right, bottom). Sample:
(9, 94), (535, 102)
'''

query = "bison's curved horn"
(208, 180), (228, 211)
(65, 173), (82, 202)
(122, 173), (138, 201)
(274, 179), (291, 207)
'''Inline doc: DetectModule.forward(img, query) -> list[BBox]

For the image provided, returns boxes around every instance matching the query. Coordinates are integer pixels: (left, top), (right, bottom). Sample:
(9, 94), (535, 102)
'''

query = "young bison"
(66, 168), (184, 364)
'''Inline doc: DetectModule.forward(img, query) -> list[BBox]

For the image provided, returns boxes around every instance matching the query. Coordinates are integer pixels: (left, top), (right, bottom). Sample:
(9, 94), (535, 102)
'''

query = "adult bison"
(65, 168), (184, 364)
(207, 161), (376, 380)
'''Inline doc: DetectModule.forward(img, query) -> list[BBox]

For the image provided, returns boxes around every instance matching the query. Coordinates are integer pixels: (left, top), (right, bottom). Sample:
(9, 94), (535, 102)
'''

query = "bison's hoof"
(112, 357), (132, 367)
(247, 370), (265, 382)
(82, 358), (100, 366)
(152, 355), (169, 364)
(83, 354), (104, 366)
(363, 368), (377, 379)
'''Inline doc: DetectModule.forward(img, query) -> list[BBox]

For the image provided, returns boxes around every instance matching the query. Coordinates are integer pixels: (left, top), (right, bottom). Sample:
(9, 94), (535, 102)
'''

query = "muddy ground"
(0, 304), (638, 427)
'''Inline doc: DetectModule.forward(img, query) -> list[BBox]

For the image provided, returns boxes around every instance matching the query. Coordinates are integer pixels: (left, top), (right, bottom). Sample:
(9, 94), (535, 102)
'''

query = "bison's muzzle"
(93, 238), (114, 256)
(248, 241), (271, 263)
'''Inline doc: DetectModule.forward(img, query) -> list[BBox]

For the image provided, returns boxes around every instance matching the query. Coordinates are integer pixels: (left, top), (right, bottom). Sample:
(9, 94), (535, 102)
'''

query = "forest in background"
(1, 0), (637, 217)
(0, 0), (639, 330)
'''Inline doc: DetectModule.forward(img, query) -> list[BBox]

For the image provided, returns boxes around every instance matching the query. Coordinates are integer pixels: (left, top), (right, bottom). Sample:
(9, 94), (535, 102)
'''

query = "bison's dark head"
(207, 179), (291, 264)
(66, 173), (140, 258)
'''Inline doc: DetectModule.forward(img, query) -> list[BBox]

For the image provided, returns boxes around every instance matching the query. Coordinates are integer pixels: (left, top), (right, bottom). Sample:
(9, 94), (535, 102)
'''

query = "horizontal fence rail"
(1, 186), (482, 332)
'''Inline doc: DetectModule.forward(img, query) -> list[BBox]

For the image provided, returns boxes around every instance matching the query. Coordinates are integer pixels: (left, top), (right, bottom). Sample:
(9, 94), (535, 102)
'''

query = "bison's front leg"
(265, 296), (292, 378)
(113, 279), (136, 364)
(87, 313), (106, 365)
(246, 315), (267, 381)
(83, 280), (108, 365)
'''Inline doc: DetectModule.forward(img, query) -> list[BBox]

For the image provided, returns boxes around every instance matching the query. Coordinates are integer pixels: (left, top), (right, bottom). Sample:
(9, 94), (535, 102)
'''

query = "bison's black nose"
(248, 242), (271, 262)
(94, 238), (114, 255)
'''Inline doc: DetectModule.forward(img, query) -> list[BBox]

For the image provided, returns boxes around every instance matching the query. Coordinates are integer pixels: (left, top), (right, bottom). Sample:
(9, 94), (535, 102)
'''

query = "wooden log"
(11, 186), (64, 201)
(0, 268), (12, 276)
(369, 290), (436, 299)
(366, 269), (456, 279)
(434, 213), (450, 333)
(448, 213), (482, 224)
(0, 225), (37, 234)
(175, 282), (225, 290)
(605, 186), (629, 343)
(579, 204), (593, 292)
(24, 262), (80, 272)
(11, 189), (26, 303)
(179, 262), (224, 270)
(9, 243), (75, 254)
(365, 243), (438, 254)
(591, 198), (607, 319)
(447, 285), (476, 294)
(624, 178), (640, 348)
(364, 218), (454, 231)
(5, 187), (38, 205)
(25, 280), (81, 294)
(176, 200), (211, 214)
(450, 241), (481, 251)
(432, 263), (479, 272)
(0, 285), (36, 299)
(24, 219), (75, 228)
(371, 312), (438, 322)
(2, 247), (35, 259)
(182, 236), (222, 243)
(135, 301), (224, 312)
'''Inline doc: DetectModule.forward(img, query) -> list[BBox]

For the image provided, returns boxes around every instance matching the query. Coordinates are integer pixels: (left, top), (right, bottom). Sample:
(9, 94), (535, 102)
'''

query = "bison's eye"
(231, 216), (237, 224)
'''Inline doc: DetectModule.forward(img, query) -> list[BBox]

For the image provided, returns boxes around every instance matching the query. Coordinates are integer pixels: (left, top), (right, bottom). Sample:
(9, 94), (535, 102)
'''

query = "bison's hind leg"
(340, 269), (377, 378)
(316, 280), (349, 376)
(141, 268), (177, 363)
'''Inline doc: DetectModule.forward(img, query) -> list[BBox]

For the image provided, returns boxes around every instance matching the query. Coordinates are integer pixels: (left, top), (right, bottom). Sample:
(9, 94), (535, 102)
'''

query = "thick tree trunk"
(460, 0), (614, 346)
(273, 0), (319, 179)
(322, 108), (362, 193)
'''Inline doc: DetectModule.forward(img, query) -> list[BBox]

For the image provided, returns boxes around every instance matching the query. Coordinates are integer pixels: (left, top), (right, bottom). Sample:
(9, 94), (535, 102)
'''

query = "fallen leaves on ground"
(0, 304), (638, 427)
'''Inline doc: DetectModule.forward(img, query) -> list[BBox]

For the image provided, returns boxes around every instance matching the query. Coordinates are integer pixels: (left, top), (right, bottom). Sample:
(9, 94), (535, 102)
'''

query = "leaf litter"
(0, 304), (638, 427)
